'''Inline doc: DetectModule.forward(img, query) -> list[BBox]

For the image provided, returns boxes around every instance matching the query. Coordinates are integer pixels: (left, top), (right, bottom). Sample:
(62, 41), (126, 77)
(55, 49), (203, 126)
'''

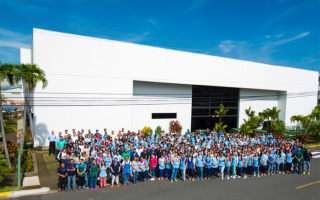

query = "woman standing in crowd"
(267, 150), (275, 175)
(132, 157), (139, 185)
(90, 159), (99, 190)
(187, 154), (195, 181)
(231, 151), (238, 179)
(158, 154), (165, 180)
(110, 157), (121, 187)
(218, 152), (226, 180)
(77, 159), (86, 189)
(260, 151), (268, 176)
(144, 155), (150, 181)
(165, 153), (172, 180)
(204, 152), (211, 180)
(138, 156), (145, 183)
(171, 152), (180, 182)
(196, 151), (204, 181)
(286, 149), (293, 174)
(150, 154), (157, 181)
(179, 153), (187, 182)
(99, 162), (107, 188)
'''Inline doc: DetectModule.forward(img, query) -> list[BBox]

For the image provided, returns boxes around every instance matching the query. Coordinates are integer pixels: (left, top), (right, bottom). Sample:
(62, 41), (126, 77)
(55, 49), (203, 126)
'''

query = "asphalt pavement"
(13, 147), (320, 200)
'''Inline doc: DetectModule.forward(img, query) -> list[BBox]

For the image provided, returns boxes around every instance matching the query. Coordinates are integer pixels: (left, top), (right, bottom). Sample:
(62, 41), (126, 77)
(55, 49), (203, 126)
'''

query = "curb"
(0, 192), (11, 197)
(308, 145), (320, 148)
(6, 187), (50, 198)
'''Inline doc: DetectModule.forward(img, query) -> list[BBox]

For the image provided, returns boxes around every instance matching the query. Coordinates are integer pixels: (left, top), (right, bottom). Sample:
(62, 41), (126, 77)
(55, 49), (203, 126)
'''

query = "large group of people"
(48, 128), (313, 192)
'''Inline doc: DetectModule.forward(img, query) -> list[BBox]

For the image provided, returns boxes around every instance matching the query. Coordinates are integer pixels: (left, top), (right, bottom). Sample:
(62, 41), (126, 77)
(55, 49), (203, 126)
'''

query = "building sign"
(17, 119), (24, 144)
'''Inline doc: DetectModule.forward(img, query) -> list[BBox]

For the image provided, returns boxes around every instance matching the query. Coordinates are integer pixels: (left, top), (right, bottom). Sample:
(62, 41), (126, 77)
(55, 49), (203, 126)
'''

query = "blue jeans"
(171, 168), (178, 179)
(85, 171), (90, 186)
(268, 164), (275, 173)
(304, 161), (310, 173)
(197, 167), (203, 179)
(225, 166), (230, 176)
(123, 173), (129, 184)
(204, 168), (211, 178)
(236, 167), (243, 176)
(166, 168), (172, 179)
(159, 169), (164, 178)
(151, 167), (155, 177)
(253, 166), (259, 174)
(219, 166), (225, 179)
(106, 168), (111, 178)
(293, 162), (301, 174)
(90, 176), (97, 188)
(211, 168), (217, 177)
(67, 175), (75, 190)
(144, 170), (149, 180)
(133, 172), (138, 183)
(275, 164), (280, 174)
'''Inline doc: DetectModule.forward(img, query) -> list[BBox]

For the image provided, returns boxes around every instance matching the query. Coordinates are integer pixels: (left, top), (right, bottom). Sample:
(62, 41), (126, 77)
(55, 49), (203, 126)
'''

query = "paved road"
(15, 148), (320, 200)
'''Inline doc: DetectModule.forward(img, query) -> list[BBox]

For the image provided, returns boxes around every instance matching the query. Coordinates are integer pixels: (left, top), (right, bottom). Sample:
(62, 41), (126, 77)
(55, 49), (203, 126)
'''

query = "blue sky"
(0, 0), (319, 70)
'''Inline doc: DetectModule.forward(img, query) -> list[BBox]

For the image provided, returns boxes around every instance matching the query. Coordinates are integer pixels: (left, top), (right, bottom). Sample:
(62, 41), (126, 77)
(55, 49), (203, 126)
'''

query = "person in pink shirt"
(150, 154), (157, 181)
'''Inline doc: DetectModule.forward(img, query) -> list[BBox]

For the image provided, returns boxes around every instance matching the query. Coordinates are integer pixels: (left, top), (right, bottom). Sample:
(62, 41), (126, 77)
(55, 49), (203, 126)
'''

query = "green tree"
(310, 105), (320, 120)
(271, 119), (286, 134)
(240, 123), (253, 134)
(266, 106), (281, 124)
(0, 62), (16, 168)
(259, 109), (270, 130)
(308, 122), (320, 141)
(15, 64), (48, 153)
(214, 122), (227, 132)
(245, 106), (255, 120)
(155, 125), (162, 135)
(0, 120), (17, 134)
(214, 104), (228, 122)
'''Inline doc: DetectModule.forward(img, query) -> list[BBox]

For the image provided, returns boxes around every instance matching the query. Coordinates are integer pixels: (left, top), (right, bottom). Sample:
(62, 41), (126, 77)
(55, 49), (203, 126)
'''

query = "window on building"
(152, 113), (177, 119)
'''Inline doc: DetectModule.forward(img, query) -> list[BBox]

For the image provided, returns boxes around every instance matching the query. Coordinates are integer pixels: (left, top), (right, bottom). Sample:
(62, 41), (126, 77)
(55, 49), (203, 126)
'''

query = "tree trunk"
(219, 116), (221, 122)
(0, 79), (11, 168)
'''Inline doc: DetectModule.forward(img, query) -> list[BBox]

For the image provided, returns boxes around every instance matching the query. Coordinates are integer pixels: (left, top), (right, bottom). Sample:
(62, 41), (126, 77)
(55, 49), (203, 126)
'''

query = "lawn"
(43, 154), (58, 172)
(0, 186), (20, 193)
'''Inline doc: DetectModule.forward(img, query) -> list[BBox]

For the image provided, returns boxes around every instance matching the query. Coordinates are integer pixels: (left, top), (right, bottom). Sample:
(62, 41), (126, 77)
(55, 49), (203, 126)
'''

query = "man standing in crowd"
(293, 147), (303, 175)
(48, 130), (57, 156)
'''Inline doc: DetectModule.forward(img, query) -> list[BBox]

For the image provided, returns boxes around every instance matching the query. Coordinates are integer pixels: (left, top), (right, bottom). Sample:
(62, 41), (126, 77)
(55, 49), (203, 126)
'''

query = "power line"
(0, 15), (319, 54)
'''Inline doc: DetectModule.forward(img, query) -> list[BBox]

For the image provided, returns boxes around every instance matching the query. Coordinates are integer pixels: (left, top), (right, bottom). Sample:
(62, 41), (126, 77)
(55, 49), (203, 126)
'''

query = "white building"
(20, 28), (319, 147)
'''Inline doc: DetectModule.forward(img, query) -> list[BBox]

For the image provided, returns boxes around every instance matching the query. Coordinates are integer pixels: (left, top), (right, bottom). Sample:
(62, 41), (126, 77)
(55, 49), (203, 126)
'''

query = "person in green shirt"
(56, 136), (67, 163)
(300, 144), (307, 172)
(293, 147), (303, 175)
(77, 159), (87, 190)
(122, 148), (131, 161)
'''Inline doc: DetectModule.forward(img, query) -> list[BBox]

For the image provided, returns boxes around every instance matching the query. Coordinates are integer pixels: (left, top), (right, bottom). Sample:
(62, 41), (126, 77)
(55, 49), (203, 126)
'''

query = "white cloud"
(262, 31), (310, 49)
(125, 32), (150, 43)
(274, 33), (284, 38)
(218, 40), (249, 53)
(0, 29), (31, 49)
(148, 20), (157, 26)
(266, 35), (271, 39)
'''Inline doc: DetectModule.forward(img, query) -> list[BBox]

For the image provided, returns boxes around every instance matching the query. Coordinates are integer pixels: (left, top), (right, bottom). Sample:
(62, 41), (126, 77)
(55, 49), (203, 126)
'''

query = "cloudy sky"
(0, 0), (319, 70)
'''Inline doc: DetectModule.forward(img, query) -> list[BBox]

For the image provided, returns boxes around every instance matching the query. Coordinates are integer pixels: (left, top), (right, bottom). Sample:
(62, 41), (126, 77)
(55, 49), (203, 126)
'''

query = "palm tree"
(259, 109), (270, 130)
(240, 123), (253, 134)
(310, 105), (320, 121)
(214, 122), (227, 132)
(0, 62), (16, 168)
(0, 120), (17, 134)
(14, 64), (48, 153)
(308, 122), (320, 141)
(267, 106), (281, 125)
(214, 104), (228, 122)
(245, 106), (255, 120)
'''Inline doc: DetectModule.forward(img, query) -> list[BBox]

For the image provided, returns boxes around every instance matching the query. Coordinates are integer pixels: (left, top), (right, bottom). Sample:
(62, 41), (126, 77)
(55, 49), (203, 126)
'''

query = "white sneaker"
(232, 176), (236, 179)
(238, 176), (241, 178)
(258, 175), (260, 177)
(254, 173), (256, 177)
(227, 176), (230, 180)
(150, 178), (155, 181)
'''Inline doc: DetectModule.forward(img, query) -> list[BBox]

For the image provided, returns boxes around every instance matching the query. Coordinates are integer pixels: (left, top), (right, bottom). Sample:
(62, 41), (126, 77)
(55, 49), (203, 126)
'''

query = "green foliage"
(214, 122), (227, 132)
(22, 149), (33, 172)
(141, 126), (152, 136)
(245, 106), (255, 119)
(1, 94), (6, 102)
(240, 123), (253, 135)
(169, 120), (183, 133)
(308, 122), (320, 141)
(271, 119), (286, 134)
(0, 141), (19, 165)
(155, 125), (162, 135)
(266, 106), (281, 123)
(0, 120), (17, 134)
(214, 104), (228, 122)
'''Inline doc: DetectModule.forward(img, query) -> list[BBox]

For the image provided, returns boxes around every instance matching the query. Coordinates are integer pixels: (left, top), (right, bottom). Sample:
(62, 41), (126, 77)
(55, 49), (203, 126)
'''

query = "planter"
(0, 152), (38, 179)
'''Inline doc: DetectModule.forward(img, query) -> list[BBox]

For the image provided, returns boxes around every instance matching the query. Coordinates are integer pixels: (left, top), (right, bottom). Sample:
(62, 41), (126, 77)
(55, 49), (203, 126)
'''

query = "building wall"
(131, 81), (192, 133)
(24, 28), (319, 146)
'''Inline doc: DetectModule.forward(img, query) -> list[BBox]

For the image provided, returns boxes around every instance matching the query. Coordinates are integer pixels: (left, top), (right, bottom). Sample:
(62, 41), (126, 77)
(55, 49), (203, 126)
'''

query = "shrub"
(0, 141), (19, 165)
(141, 126), (152, 136)
(22, 150), (33, 172)
(155, 125), (162, 135)
(169, 120), (182, 133)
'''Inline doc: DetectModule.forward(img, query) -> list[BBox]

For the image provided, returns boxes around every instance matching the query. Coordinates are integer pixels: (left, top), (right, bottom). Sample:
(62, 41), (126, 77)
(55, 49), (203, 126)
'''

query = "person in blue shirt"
(57, 162), (68, 192)
(67, 159), (76, 191)
(218, 130), (224, 136)
(48, 131), (57, 156)
(110, 157), (121, 187)
(267, 150), (275, 175)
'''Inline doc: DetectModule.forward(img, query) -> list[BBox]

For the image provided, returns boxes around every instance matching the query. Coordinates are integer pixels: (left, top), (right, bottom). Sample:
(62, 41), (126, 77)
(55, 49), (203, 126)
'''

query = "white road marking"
(312, 155), (320, 158)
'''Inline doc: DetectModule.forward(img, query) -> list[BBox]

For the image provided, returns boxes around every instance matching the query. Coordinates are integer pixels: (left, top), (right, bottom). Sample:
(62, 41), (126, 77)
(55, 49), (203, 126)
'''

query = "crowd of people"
(48, 128), (313, 192)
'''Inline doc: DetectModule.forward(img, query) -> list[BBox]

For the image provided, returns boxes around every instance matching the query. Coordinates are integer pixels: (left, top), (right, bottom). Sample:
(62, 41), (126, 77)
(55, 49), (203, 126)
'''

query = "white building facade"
(20, 29), (319, 147)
